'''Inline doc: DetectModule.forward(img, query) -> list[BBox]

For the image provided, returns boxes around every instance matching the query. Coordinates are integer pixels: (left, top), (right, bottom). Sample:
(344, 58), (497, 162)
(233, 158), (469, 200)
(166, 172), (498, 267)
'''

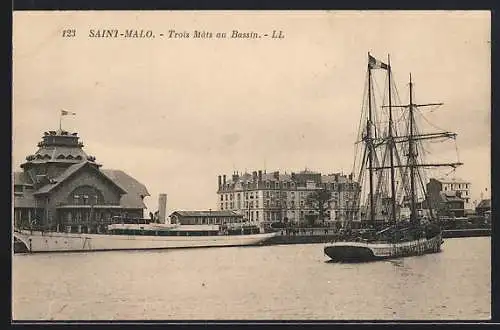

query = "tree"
(305, 189), (331, 226)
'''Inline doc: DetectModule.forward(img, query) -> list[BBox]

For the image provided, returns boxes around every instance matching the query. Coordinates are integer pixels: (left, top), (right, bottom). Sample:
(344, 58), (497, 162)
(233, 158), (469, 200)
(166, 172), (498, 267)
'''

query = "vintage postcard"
(12, 10), (491, 321)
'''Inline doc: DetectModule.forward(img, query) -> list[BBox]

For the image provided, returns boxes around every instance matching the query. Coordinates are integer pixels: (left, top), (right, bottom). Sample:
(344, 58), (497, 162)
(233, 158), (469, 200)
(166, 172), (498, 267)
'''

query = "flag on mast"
(61, 109), (76, 116)
(368, 54), (389, 70)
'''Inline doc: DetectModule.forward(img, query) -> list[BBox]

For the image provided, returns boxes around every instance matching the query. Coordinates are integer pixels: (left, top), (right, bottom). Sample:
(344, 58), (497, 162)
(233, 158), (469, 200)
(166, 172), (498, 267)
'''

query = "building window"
(69, 186), (104, 205)
(220, 195), (224, 201)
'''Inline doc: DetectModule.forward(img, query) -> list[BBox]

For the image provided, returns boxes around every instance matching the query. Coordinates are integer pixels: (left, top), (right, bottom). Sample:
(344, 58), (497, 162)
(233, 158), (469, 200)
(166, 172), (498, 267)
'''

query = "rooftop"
(170, 210), (243, 218)
(434, 177), (470, 184)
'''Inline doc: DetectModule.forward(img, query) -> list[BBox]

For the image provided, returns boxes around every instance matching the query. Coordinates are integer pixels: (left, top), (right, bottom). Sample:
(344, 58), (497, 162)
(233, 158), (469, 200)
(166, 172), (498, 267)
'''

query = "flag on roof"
(61, 109), (76, 116)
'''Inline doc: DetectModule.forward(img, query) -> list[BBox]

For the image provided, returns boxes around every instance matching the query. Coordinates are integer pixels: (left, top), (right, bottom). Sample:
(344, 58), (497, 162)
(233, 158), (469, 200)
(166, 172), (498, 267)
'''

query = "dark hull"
(324, 234), (443, 263)
(324, 245), (382, 262)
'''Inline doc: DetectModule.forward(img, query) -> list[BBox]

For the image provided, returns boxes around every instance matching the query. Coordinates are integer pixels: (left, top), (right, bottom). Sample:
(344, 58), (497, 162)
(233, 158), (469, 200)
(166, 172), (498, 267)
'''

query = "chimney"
(218, 175), (222, 188)
(232, 172), (239, 182)
(258, 170), (262, 182)
(252, 171), (258, 181)
(273, 171), (279, 180)
(223, 175), (226, 185)
(158, 193), (167, 223)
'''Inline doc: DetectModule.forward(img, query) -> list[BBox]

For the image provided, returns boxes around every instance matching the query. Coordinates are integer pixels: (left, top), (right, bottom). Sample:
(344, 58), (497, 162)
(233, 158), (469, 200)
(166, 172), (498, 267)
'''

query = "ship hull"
(13, 230), (277, 253)
(324, 234), (443, 262)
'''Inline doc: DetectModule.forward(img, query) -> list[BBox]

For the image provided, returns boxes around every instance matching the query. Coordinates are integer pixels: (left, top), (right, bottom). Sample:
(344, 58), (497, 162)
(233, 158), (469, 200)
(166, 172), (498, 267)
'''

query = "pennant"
(61, 109), (76, 116)
(368, 54), (389, 70)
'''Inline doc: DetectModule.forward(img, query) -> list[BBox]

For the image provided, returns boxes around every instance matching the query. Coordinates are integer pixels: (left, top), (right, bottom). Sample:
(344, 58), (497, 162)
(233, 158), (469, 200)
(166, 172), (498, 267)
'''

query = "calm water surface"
(12, 237), (490, 320)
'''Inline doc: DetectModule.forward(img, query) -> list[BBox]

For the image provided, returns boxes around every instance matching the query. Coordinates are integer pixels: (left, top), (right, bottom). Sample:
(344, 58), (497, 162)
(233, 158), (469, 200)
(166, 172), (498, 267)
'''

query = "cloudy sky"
(12, 11), (490, 214)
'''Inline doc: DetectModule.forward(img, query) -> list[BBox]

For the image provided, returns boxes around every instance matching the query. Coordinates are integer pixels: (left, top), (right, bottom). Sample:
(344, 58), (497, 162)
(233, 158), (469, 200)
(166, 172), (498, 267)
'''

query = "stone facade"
(216, 169), (360, 229)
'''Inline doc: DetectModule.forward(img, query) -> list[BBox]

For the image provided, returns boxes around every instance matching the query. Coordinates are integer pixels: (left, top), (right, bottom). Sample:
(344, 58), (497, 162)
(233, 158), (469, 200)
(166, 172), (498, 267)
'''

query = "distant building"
(475, 199), (491, 216)
(169, 210), (243, 225)
(430, 191), (465, 218)
(426, 177), (472, 210)
(216, 169), (360, 229)
(13, 129), (149, 233)
(322, 173), (361, 225)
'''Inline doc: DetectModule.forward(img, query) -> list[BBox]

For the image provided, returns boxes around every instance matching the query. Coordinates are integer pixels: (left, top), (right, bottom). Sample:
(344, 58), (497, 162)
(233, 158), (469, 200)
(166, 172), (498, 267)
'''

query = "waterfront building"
(322, 173), (361, 226)
(426, 177), (472, 210)
(475, 199), (491, 217)
(422, 190), (465, 218)
(216, 169), (360, 229)
(13, 129), (149, 233)
(169, 210), (243, 225)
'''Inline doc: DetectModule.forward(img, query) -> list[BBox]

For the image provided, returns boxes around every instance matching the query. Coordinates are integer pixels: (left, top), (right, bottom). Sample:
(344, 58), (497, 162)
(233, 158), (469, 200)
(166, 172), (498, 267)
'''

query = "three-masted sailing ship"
(324, 53), (463, 262)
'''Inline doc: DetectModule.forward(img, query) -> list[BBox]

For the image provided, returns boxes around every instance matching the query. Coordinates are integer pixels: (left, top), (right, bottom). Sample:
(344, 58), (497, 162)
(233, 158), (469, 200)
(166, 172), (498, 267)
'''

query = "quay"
(261, 227), (491, 246)
(441, 228), (491, 239)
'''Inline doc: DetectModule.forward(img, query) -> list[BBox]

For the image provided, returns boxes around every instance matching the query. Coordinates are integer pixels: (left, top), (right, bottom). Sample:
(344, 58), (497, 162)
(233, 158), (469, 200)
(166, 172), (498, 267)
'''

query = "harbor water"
(12, 237), (490, 320)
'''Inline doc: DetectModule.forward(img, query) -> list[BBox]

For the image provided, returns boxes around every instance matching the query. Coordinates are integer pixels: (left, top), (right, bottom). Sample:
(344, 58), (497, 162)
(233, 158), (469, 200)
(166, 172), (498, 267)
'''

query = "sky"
(12, 11), (491, 215)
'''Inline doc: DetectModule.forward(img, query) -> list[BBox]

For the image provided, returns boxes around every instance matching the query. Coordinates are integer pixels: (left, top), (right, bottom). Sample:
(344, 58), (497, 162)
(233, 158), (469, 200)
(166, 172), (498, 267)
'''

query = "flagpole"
(59, 111), (62, 131)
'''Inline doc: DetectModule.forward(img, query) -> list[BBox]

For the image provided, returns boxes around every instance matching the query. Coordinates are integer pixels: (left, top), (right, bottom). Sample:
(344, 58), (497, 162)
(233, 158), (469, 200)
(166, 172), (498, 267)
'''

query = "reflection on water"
(12, 237), (490, 320)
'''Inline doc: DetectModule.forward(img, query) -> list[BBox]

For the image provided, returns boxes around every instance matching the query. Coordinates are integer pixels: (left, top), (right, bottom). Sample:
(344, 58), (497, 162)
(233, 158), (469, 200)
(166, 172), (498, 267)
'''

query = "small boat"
(13, 222), (278, 253)
(324, 53), (462, 262)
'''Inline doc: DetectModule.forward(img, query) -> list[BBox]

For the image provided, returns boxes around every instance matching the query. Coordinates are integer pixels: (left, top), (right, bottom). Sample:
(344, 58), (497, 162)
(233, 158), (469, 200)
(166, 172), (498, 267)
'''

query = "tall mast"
(388, 55), (397, 224)
(367, 53), (375, 225)
(408, 73), (417, 224)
